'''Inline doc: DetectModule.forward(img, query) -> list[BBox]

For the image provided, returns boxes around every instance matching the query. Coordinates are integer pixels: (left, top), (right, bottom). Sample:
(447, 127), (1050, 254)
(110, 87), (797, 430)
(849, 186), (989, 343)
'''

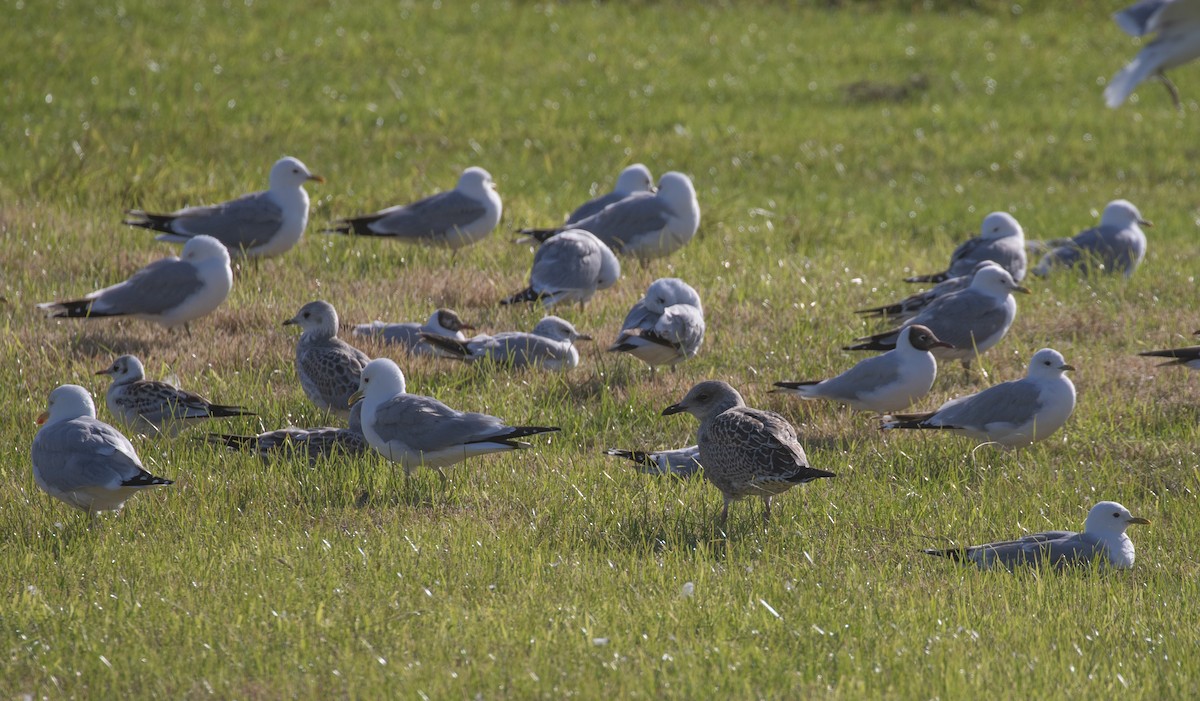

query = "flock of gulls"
(26, 0), (1200, 572)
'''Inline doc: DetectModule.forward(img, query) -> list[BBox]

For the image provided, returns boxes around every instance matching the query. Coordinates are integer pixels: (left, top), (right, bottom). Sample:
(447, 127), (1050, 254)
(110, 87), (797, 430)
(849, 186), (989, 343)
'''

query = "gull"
(1032, 200), (1151, 278)
(1106, 0), (1200, 108)
(124, 156), (324, 258)
(420, 316), (591, 371)
(881, 348), (1077, 448)
(774, 325), (951, 413)
(349, 358), (560, 480)
(662, 380), (835, 525)
(520, 172), (700, 261)
(33, 384), (173, 516)
(97, 354), (253, 438)
(352, 308), (475, 357)
(327, 167), (501, 249)
(37, 234), (233, 332)
(521, 163), (655, 233)
(501, 229), (621, 307)
(856, 261), (1001, 323)
(285, 300), (371, 419)
(1138, 330), (1200, 369)
(924, 501), (1150, 570)
(845, 265), (1029, 370)
(906, 212), (1027, 283)
(208, 401), (368, 465)
(604, 446), (702, 479)
(608, 278), (706, 370)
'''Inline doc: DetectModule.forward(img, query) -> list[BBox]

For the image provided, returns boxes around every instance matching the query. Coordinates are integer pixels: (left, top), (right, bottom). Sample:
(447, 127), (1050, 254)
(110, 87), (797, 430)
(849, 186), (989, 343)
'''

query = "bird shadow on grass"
(66, 329), (158, 359)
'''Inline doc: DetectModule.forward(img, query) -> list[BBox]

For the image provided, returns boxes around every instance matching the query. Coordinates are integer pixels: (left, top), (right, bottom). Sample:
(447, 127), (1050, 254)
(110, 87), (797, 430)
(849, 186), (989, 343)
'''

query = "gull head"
(533, 316), (592, 343)
(284, 300), (340, 339)
(458, 167), (497, 198)
(1084, 501), (1150, 537)
(349, 358), (407, 406)
(36, 384), (97, 426)
(1026, 348), (1075, 378)
(182, 234), (233, 264)
(1101, 199), (1151, 229)
(657, 171), (697, 209)
(662, 380), (745, 422)
(979, 211), (1023, 241)
(971, 265), (1030, 296)
(615, 163), (655, 195)
(433, 308), (474, 334)
(644, 277), (703, 315)
(95, 354), (147, 385)
(271, 156), (324, 189)
(901, 324), (953, 352)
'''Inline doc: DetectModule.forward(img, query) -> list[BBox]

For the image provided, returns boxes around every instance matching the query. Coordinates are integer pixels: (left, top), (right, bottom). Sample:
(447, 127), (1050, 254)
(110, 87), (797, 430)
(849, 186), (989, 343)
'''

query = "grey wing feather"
(818, 353), (904, 399)
(371, 395), (508, 451)
(567, 192), (626, 224)
(531, 237), (601, 292)
(92, 258), (206, 316)
(33, 420), (144, 492)
(367, 190), (486, 238)
(931, 380), (1043, 428)
(158, 191), (284, 249)
(971, 531), (1102, 568)
(572, 194), (669, 244)
(910, 290), (1008, 347)
(620, 300), (657, 332)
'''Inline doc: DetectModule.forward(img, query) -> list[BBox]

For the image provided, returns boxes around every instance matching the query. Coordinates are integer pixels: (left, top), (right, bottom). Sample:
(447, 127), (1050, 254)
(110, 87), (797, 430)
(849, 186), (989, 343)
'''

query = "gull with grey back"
(420, 316), (591, 371)
(1032, 200), (1151, 278)
(906, 212), (1027, 283)
(208, 401), (369, 465)
(352, 309), (475, 357)
(502, 229), (621, 307)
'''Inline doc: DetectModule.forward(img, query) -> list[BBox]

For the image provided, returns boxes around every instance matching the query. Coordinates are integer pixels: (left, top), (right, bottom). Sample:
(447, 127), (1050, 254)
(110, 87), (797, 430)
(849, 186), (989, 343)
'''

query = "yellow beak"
(1128, 517), (1151, 525)
(308, 174), (326, 184)
(348, 389), (363, 406)
(1014, 285), (1032, 294)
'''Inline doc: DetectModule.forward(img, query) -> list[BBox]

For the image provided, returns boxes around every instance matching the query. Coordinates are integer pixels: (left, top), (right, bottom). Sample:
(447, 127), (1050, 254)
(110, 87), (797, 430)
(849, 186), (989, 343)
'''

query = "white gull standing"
(37, 234), (233, 332)
(1106, 0), (1200, 108)
(124, 156), (323, 258)
(857, 261), (1002, 323)
(906, 212), (1027, 283)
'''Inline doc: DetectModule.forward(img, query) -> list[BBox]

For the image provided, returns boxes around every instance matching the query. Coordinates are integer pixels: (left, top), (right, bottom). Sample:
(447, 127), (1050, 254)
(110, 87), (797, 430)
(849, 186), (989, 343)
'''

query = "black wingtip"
(418, 332), (470, 357)
(207, 433), (255, 450)
(904, 272), (948, 284)
(843, 340), (897, 352)
(123, 472), (174, 487)
(922, 547), (966, 561)
(773, 380), (819, 390)
(604, 448), (651, 465)
(42, 299), (118, 319)
(500, 287), (543, 306)
(516, 228), (559, 243)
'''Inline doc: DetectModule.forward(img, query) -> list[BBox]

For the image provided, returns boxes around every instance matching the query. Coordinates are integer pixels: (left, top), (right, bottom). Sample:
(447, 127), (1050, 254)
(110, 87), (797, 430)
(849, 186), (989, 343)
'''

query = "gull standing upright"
(608, 277), (706, 371)
(420, 316), (591, 371)
(501, 229), (621, 307)
(327, 167), (502, 250)
(856, 261), (1001, 323)
(349, 358), (560, 480)
(32, 384), (174, 516)
(845, 265), (1029, 370)
(1105, 0), (1200, 108)
(124, 156), (324, 258)
(774, 325), (951, 413)
(662, 380), (835, 525)
(37, 235), (233, 332)
(521, 172), (700, 262)
(924, 501), (1150, 570)
(285, 300), (372, 419)
(97, 354), (253, 437)
(906, 212), (1027, 283)
(1138, 330), (1200, 369)
(1032, 200), (1151, 278)
(352, 308), (475, 357)
(882, 348), (1077, 448)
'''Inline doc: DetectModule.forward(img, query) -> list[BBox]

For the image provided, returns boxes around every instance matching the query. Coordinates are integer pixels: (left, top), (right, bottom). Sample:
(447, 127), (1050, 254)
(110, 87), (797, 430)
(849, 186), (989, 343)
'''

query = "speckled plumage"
(286, 301), (371, 418)
(662, 381), (835, 525)
(209, 401), (368, 465)
(98, 354), (253, 437)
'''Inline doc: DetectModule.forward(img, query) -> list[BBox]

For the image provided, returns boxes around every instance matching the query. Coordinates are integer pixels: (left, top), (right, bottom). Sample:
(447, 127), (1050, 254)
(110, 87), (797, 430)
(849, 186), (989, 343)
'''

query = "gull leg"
(719, 498), (731, 527)
(762, 496), (773, 525)
(434, 466), (449, 485)
(1159, 71), (1183, 110)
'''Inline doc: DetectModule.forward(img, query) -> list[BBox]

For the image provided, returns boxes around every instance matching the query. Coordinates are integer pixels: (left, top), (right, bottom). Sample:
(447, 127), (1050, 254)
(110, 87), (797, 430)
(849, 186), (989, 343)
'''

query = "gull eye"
(1113, 512), (1120, 518)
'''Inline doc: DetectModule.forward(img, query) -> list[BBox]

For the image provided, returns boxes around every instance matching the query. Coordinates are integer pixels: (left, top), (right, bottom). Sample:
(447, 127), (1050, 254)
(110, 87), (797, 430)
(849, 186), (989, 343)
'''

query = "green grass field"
(3, 1), (1199, 698)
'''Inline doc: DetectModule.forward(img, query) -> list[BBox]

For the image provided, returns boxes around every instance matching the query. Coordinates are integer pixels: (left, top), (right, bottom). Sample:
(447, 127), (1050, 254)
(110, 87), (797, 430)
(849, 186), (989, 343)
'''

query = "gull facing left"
(97, 354), (254, 438)
(285, 300), (372, 419)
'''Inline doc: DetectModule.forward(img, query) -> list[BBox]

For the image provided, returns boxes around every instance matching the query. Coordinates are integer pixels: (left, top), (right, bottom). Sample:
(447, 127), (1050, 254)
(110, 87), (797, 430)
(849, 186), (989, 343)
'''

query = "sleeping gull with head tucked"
(502, 229), (621, 307)
(420, 316), (591, 371)
(906, 212), (1027, 283)
(327, 167), (501, 250)
(349, 358), (560, 480)
(663, 380), (835, 525)
(124, 156), (323, 258)
(97, 354), (253, 438)
(882, 348), (1077, 448)
(37, 234), (233, 332)
(525, 163), (656, 234)
(32, 384), (174, 517)
(608, 277), (705, 371)
(924, 501), (1150, 570)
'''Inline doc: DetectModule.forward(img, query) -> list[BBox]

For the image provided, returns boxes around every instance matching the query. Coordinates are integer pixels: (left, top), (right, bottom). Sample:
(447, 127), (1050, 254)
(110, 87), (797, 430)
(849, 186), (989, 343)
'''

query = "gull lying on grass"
(1032, 200), (1150, 278)
(327, 167), (501, 250)
(97, 354), (253, 438)
(125, 156), (323, 258)
(209, 401), (368, 465)
(285, 300), (371, 419)
(1106, 0), (1200, 108)
(525, 163), (655, 230)
(37, 234), (233, 332)
(502, 229), (621, 307)
(604, 446), (702, 479)
(352, 308), (474, 357)
(520, 172), (700, 261)
(906, 212), (1027, 283)
(1138, 330), (1200, 369)
(774, 325), (951, 413)
(608, 277), (705, 371)
(663, 380), (835, 525)
(33, 384), (173, 516)
(881, 348), (1077, 448)
(924, 501), (1150, 570)
(846, 265), (1029, 370)
(857, 261), (1000, 323)
(420, 316), (591, 371)
(349, 358), (560, 480)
